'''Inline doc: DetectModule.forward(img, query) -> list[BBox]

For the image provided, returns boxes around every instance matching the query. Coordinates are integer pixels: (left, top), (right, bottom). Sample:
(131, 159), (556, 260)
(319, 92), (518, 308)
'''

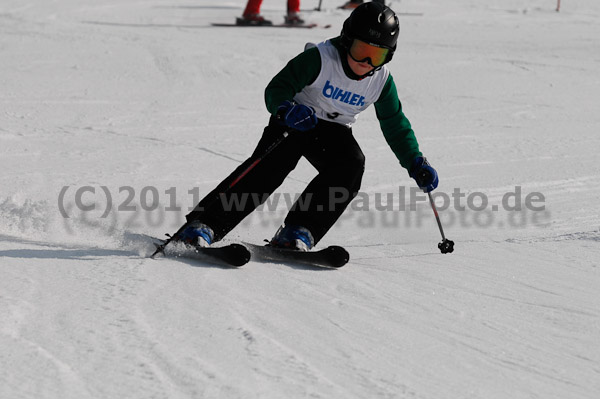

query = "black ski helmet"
(341, 2), (400, 65)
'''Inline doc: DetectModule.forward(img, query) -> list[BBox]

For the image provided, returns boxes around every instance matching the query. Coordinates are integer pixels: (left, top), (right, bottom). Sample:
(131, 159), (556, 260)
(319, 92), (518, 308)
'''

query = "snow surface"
(1, 0), (599, 398)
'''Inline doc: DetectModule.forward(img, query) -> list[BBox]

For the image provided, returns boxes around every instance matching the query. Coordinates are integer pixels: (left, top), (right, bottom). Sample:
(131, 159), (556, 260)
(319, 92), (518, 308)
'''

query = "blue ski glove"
(409, 156), (439, 193)
(276, 100), (318, 132)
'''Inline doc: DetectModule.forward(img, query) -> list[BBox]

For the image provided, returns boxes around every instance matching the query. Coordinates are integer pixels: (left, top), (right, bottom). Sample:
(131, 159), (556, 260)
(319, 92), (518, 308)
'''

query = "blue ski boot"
(270, 224), (314, 252)
(174, 221), (214, 248)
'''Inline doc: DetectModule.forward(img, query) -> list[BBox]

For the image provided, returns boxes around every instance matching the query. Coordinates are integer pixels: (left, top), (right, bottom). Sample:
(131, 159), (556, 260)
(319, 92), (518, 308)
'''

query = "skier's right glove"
(409, 156), (439, 193)
(276, 100), (318, 132)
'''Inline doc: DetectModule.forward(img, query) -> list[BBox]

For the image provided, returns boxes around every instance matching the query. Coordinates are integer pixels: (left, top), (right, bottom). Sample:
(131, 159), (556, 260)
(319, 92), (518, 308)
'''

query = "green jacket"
(264, 37), (422, 170)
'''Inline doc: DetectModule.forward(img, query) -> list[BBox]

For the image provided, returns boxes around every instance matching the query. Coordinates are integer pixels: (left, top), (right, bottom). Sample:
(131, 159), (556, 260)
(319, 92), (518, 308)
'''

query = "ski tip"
(227, 243), (252, 266)
(325, 245), (350, 267)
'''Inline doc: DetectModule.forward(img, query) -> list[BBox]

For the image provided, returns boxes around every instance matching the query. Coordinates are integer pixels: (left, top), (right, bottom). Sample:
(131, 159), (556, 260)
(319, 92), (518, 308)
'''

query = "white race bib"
(293, 40), (389, 127)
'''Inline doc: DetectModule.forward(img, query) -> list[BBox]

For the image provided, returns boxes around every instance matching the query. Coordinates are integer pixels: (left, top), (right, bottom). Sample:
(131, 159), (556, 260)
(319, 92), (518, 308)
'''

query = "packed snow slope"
(1, 0), (599, 398)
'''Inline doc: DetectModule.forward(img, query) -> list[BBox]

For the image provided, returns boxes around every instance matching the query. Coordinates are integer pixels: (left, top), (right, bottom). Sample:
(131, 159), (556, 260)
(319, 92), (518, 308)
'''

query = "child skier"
(172, 2), (438, 251)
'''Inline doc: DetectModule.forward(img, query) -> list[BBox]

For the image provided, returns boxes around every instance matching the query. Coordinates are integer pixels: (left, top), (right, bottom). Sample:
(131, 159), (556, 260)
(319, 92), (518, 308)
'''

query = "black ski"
(155, 242), (251, 267)
(245, 243), (349, 268)
(151, 236), (347, 268)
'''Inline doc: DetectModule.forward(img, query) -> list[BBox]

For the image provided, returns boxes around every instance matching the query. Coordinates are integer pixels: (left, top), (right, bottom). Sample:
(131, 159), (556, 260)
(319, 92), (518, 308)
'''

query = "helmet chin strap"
(357, 66), (382, 80)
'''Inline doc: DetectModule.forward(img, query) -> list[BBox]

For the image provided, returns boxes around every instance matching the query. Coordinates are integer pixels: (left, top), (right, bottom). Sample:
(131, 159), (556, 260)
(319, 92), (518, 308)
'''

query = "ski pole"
(427, 191), (454, 254)
(151, 130), (290, 258)
(227, 131), (288, 188)
(316, 0), (323, 11)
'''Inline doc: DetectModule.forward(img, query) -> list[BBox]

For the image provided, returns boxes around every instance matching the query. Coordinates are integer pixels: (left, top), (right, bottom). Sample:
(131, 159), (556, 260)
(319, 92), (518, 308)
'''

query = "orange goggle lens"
(348, 39), (389, 67)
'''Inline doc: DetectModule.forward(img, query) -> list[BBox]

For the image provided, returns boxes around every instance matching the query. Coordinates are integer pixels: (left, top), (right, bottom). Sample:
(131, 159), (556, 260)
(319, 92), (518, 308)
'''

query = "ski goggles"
(348, 39), (390, 67)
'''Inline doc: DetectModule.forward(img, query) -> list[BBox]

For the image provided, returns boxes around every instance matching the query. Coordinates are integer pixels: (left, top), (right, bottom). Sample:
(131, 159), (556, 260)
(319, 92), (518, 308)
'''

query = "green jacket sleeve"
(374, 74), (422, 170)
(264, 47), (321, 115)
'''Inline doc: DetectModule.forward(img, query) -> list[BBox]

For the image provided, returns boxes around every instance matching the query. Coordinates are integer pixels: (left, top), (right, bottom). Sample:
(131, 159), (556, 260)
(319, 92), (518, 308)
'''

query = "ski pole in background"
(315, 0), (323, 11)
(427, 192), (455, 254)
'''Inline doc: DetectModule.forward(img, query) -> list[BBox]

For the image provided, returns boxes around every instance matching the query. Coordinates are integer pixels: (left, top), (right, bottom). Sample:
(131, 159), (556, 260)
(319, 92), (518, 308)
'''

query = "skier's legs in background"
(243, 0), (301, 14)
(241, 0), (302, 24)
(287, 0), (300, 14)
(239, 0), (272, 25)
(285, 0), (304, 24)
(242, 0), (263, 16)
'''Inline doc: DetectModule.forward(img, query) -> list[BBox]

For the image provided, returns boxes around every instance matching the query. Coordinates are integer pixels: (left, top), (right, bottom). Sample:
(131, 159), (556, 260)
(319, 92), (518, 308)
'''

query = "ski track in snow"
(1, 0), (600, 398)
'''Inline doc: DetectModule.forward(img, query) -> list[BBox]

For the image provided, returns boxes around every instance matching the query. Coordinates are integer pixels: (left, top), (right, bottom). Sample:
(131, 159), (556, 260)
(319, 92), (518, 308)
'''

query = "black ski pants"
(186, 117), (365, 245)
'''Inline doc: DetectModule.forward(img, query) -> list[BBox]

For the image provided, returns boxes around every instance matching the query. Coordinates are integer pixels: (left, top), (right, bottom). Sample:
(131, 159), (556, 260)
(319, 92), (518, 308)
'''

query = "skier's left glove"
(409, 156), (439, 193)
(276, 100), (318, 132)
